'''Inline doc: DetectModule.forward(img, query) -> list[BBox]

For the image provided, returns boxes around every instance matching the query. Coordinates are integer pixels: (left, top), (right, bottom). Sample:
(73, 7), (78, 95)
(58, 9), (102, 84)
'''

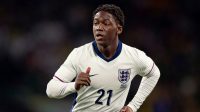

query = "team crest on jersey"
(118, 69), (131, 84)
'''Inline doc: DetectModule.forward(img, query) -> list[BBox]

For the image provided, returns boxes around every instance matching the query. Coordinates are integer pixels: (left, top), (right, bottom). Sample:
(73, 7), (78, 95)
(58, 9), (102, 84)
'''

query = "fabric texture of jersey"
(54, 41), (156, 112)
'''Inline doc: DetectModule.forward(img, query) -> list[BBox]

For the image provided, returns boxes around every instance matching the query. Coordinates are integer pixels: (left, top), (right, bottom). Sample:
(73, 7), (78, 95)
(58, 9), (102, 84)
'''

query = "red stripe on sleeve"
(54, 76), (64, 82)
(146, 63), (154, 76)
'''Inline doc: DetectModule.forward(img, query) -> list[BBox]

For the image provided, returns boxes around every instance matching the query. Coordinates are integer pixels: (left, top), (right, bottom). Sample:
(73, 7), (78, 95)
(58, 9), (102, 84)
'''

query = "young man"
(46, 4), (160, 112)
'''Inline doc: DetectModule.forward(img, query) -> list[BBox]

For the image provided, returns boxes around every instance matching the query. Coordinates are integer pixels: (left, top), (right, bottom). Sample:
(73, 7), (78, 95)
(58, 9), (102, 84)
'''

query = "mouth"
(96, 33), (103, 37)
(95, 33), (105, 39)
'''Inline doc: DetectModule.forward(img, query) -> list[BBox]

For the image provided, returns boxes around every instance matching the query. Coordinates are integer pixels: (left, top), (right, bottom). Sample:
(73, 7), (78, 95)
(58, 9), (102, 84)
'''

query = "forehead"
(93, 11), (115, 21)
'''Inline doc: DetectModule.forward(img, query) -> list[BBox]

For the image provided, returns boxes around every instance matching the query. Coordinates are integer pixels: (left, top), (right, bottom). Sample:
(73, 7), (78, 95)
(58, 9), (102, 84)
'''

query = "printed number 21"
(95, 89), (113, 106)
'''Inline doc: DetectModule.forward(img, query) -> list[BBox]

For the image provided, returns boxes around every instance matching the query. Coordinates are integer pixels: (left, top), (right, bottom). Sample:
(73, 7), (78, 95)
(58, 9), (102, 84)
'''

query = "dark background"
(0, 0), (199, 112)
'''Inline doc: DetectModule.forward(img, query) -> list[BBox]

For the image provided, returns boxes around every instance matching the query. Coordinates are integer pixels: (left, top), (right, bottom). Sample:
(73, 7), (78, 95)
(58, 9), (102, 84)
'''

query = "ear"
(117, 24), (123, 35)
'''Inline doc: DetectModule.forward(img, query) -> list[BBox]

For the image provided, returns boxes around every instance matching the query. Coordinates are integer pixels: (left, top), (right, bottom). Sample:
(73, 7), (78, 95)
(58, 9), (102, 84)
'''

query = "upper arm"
(54, 48), (78, 82)
(134, 49), (154, 77)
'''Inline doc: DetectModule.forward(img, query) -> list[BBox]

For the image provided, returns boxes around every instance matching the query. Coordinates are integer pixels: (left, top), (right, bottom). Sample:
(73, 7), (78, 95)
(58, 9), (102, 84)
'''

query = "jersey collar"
(92, 40), (122, 62)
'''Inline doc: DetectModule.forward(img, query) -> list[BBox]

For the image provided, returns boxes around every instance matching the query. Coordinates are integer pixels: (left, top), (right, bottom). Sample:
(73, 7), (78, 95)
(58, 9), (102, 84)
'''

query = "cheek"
(92, 26), (95, 31)
(109, 28), (118, 36)
(92, 26), (96, 34)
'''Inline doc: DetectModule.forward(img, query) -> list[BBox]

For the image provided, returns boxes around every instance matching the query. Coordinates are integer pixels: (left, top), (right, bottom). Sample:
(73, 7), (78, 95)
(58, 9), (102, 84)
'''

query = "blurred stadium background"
(0, 0), (199, 112)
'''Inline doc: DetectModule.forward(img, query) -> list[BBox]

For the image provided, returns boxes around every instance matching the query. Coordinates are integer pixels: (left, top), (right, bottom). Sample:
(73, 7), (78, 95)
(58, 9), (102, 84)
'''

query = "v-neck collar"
(92, 40), (122, 62)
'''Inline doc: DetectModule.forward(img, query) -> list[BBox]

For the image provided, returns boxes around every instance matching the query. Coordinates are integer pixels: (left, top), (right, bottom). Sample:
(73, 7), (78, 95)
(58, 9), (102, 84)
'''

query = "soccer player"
(46, 4), (160, 112)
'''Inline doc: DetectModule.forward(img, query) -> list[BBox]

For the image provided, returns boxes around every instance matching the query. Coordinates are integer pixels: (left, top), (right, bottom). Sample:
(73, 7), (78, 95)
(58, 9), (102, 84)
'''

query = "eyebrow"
(93, 18), (111, 21)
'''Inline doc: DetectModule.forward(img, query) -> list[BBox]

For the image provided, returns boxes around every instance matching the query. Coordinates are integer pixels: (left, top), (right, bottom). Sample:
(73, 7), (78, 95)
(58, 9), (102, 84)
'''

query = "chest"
(77, 57), (137, 90)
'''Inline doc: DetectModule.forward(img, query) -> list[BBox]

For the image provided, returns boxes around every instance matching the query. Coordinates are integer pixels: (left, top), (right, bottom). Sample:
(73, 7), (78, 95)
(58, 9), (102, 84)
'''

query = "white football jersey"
(54, 41), (154, 112)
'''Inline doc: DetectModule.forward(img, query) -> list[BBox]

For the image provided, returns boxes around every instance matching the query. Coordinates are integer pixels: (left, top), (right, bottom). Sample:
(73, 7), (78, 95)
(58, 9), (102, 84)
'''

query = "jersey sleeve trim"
(145, 62), (154, 76)
(54, 75), (64, 82)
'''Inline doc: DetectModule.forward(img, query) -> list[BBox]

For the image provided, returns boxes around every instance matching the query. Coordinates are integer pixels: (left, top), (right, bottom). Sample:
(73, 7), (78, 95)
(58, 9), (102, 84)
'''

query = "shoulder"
(75, 42), (93, 50)
(122, 43), (154, 75)
(72, 42), (93, 54)
(122, 43), (146, 57)
(65, 42), (93, 65)
(69, 42), (94, 61)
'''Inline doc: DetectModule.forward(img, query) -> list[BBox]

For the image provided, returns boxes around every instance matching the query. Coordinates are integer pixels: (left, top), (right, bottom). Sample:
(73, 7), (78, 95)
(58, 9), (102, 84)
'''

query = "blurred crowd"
(0, 0), (199, 112)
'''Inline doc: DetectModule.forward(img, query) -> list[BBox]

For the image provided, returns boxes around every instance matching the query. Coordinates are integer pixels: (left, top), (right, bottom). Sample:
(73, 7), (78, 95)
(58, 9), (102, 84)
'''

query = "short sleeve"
(54, 48), (78, 82)
(136, 50), (154, 77)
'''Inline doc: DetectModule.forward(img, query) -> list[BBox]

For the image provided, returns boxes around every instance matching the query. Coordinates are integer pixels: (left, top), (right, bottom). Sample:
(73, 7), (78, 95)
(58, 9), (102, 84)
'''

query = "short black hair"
(93, 4), (125, 27)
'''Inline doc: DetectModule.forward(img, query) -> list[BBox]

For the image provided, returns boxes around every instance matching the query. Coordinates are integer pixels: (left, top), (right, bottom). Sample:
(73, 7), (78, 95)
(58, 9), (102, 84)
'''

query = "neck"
(97, 39), (119, 59)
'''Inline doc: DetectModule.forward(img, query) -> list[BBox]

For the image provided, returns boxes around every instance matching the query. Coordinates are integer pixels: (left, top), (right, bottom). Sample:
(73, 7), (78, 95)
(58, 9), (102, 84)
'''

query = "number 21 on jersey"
(95, 89), (113, 106)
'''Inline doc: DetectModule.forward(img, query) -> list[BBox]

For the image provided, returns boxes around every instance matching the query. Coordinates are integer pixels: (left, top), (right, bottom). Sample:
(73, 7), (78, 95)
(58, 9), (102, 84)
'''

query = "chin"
(96, 40), (107, 47)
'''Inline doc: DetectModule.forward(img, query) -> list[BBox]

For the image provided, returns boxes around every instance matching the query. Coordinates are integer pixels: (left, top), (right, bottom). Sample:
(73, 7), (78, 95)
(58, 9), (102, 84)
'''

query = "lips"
(95, 32), (104, 39)
(96, 34), (103, 37)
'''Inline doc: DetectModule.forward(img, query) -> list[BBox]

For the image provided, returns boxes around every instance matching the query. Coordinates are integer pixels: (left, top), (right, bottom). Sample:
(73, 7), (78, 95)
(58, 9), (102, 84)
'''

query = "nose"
(96, 23), (104, 31)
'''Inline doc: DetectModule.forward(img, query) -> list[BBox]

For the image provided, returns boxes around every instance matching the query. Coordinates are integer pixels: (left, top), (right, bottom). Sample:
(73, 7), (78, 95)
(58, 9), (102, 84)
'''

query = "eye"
(93, 20), (98, 25)
(104, 20), (111, 25)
